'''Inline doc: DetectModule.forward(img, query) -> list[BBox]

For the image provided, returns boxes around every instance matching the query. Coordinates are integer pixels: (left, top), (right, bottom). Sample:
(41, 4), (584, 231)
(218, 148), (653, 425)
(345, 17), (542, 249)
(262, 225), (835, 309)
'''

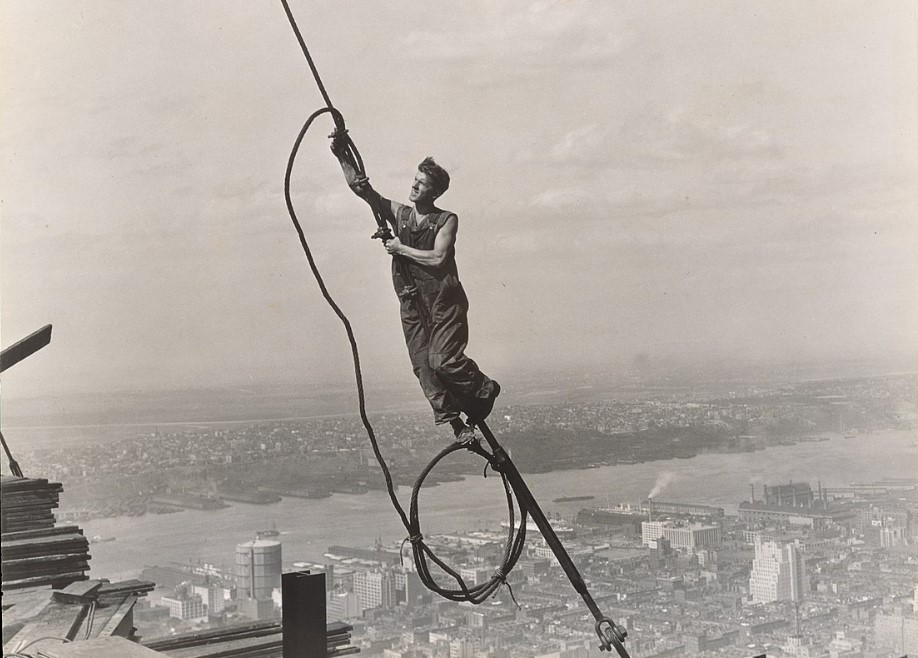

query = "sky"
(2, 1), (917, 404)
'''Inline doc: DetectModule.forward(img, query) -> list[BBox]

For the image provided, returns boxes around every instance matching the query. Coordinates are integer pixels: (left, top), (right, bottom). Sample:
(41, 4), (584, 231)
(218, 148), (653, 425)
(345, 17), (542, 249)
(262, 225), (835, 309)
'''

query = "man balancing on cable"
(331, 133), (500, 443)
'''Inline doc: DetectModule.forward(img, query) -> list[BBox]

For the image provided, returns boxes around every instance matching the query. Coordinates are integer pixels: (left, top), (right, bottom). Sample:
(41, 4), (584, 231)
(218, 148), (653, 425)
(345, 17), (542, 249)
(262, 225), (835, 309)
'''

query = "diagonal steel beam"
(1, 324), (53, 374)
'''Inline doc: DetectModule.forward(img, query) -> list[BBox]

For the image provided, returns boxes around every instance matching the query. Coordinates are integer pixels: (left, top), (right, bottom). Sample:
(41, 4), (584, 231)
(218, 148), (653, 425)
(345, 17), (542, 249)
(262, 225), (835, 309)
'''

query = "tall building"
(641, 521), (666, 546)
(880, 525), (908, 548)
(749, 537), (806, 604)
(192, 581), (225, 615)
(873, 611), (918, 655)
(394, 569), (426, 608)
(353, 568), (396, 611)
(449, 636), (479, 658)
(327, 590), (362, 621)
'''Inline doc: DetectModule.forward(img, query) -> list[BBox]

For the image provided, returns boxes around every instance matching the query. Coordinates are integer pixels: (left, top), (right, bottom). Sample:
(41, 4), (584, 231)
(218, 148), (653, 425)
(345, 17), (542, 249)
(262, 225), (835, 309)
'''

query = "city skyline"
(3, 364), (916, 655)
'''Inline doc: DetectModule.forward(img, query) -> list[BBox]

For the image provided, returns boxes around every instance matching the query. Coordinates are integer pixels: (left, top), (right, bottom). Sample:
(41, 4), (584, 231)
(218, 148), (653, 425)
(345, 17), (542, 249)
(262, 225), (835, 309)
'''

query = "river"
(80, 429), (917, 581)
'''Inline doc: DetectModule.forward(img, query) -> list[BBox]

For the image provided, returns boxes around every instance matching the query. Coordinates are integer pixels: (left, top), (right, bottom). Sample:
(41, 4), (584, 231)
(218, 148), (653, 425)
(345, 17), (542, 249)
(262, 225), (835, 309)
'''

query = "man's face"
(409, 171), (438, 204)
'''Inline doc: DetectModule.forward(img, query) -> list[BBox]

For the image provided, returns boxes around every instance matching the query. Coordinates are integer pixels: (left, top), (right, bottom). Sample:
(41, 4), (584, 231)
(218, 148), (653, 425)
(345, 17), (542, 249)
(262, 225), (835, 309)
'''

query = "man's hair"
(418, 157), (450, 197)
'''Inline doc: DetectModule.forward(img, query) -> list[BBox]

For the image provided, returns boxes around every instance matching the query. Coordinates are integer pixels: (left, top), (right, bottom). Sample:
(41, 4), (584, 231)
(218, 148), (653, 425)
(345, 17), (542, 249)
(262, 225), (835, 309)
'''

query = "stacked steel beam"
(1, 475), (91, 590)
(143, 620), (358, 657)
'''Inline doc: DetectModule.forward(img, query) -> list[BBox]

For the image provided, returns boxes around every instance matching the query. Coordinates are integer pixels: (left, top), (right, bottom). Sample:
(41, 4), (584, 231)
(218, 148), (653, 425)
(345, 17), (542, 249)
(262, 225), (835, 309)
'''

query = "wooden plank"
(3, 599), (84, 654)
(65, 581), (105, 597)
(1, 494), (64, 503)
(0, 588), (55, 628)
(3, 489), (61, 500)
(21, 635), (166, 658)
(3, 557), (91, 571)
(95, 595), (138, 637)
(0, 476), (52, 489)
(3, 562), (91, 581)
(2, 533), (89, 550)
(1, 544), (90, 561)
(1, 519), (58, 531)
(1, 526), (84, 541)
(96, 580), (156, 600)
(2, 572), (88, 590)
(1, 541), (90, 554)
(2, 511), (58, 518)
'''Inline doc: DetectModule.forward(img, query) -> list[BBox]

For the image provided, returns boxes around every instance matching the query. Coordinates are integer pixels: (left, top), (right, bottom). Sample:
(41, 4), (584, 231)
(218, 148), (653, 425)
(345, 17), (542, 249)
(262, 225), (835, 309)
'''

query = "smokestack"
(647, 498), (653, 522)
(750, 484), (755, 504)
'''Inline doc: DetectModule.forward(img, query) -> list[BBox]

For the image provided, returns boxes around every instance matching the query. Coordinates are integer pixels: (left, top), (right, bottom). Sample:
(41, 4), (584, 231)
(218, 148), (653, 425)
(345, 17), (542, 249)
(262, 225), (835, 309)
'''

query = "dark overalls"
(383, 201), (496, 425)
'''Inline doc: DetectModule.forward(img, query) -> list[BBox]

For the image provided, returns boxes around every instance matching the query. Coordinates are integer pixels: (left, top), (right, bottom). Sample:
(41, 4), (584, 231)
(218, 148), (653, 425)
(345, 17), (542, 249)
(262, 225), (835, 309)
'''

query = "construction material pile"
(3, 578), (156, 655)
(1, 475), (91, 590)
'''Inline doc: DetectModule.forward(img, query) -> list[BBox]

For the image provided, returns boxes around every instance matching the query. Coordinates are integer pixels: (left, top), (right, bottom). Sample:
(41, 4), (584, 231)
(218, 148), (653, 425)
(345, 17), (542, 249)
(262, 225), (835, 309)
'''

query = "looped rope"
(406, 442), (527, 603)
(279, 0), (528, 609)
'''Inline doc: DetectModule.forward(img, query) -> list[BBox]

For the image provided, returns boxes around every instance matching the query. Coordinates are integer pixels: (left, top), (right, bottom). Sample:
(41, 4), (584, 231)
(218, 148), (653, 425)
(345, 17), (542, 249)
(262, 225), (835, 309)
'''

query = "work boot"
(466, 380), (501, 424)
(451, 419), (477, 445)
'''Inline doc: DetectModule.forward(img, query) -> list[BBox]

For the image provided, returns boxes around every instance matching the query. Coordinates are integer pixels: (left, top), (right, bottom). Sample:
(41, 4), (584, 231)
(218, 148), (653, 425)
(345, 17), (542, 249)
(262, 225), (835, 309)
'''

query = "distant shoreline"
(2, 412), (365, 432)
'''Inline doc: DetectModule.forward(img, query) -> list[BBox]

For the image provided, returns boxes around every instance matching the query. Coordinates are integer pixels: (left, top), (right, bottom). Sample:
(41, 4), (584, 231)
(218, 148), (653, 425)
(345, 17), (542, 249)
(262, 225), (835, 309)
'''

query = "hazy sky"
(2, 1), (917, 401)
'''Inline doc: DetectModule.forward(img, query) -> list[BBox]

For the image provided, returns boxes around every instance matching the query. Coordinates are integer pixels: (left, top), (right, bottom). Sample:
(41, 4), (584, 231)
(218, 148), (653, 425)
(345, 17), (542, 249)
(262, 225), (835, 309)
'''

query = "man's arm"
(330, 132), (397, 227)
(385, 214), (457, 267)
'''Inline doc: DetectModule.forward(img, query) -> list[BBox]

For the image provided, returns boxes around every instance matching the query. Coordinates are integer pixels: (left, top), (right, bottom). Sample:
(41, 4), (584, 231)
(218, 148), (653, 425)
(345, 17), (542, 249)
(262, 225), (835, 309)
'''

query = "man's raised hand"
(329, 128), (349, 156)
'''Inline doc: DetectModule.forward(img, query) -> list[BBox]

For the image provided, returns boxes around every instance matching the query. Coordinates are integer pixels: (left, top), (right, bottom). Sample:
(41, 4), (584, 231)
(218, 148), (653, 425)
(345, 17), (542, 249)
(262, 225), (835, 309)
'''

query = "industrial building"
(160, 592), (207, 622)
(235, 538), (282, 620)
(640, 499), (725, 519)
(641, 521), (722, 551)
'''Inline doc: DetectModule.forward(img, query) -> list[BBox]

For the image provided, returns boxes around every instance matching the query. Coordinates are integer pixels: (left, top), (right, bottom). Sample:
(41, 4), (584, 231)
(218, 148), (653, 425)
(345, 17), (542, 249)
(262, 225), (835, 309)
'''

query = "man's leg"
(427, 303), (500, 422)
(400, 300), (463, 425)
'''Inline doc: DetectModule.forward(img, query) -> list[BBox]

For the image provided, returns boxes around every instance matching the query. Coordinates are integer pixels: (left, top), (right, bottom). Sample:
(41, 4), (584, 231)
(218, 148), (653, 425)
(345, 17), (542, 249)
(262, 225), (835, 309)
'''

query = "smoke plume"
(648, 471), (677, 499)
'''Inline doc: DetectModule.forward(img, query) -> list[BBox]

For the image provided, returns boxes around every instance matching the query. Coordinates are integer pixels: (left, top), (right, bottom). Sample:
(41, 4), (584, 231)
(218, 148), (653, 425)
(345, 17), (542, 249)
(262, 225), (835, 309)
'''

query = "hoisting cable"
(277, 3), (629, 654)
(278, 0), (527, 606)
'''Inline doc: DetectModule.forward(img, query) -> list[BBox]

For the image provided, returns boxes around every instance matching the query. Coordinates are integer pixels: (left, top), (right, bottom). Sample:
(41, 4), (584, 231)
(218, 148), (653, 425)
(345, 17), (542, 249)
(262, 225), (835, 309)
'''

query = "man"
(331, 134), (499, 441)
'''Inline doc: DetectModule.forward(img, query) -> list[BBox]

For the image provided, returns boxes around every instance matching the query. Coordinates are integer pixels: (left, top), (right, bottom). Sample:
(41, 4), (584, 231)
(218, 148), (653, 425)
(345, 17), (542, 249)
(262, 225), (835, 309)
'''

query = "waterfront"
(80, 429), (917, 581)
